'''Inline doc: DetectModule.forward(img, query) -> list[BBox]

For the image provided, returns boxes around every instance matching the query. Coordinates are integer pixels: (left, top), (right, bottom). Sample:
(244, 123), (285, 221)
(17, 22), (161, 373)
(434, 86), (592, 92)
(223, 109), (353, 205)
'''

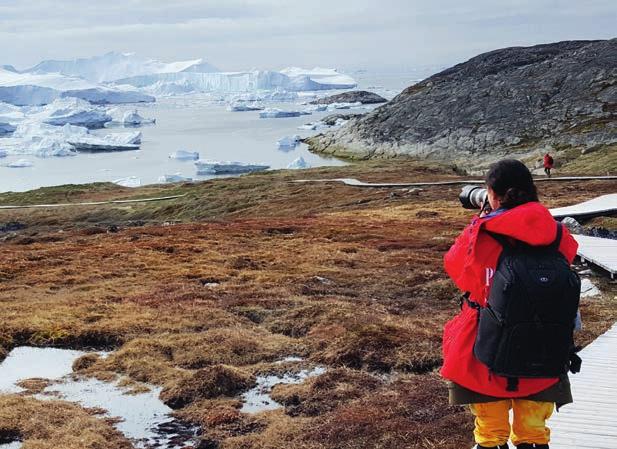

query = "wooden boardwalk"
(549, 322), (617, 448)
(550, 193), (617, 220)
(574, 235), (617, 279)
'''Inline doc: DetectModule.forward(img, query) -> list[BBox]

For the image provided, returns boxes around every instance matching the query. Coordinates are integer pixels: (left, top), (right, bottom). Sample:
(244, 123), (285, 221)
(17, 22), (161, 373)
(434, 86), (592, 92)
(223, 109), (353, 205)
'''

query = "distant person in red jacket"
(543, 153), (554, 178)
(441, 159), (578, 449)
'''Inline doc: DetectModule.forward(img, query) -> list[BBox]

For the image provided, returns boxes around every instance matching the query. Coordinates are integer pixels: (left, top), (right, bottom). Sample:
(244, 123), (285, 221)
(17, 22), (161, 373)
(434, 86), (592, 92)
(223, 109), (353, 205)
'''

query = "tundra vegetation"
(0, 160), (615, 448)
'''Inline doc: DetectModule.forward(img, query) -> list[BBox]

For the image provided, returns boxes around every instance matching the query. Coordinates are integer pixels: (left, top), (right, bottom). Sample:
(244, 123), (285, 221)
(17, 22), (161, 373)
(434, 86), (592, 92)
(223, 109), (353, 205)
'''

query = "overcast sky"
(1, 0), (615, 72)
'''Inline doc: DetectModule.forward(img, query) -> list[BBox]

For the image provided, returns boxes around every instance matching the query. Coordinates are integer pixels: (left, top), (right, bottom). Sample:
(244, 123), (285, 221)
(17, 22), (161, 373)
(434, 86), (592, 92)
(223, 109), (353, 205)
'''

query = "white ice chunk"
(120, 109), (155, 126)
(260, 108), (303, 119)
(169, 150), (199, 160)
(41, 97), (111, 128)
(5, 159), (33, 168)
(68, 131), (141, 152)
(277, 135), (301, 148)
(287, 157), (311, 170)
(113, 176), (141, 188)
(280, 67), (357, 90)
(195, 160), (270, 175)
(158, 173), (193, 183)
(227, 102), (264, 112)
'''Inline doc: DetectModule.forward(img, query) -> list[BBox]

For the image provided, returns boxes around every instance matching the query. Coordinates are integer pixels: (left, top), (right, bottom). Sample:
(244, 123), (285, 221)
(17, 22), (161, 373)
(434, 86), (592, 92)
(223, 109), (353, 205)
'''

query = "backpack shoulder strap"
(549, 221), (563, 251)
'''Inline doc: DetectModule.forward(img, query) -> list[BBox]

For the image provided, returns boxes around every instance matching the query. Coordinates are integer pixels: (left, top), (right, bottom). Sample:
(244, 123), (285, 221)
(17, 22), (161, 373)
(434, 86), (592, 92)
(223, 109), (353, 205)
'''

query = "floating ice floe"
(5, 158), (33, 168)
(41, 98), (112, 128)
(113, 176), (141, 188)
(169, 150), (199, 160)
(158, 174), (193, 183)
(227, 102), (264, 112)
(0, 121), (16, 135)
(4, 122), (85, 157)
(580, 278), (601, 298)
(112, 109), (156, 127)
(277, 135), (301, 149)
(0, 67), (154, 106)
(260, 108), (309, 119)
(68, 131), (142, 152)
(287, 157), (311, 170)
(195, 159), (270, 175)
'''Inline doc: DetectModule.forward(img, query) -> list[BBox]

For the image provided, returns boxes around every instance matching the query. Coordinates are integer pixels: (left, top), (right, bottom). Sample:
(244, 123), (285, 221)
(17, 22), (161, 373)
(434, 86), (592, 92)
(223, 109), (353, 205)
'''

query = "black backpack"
(472, 222), (581, 391)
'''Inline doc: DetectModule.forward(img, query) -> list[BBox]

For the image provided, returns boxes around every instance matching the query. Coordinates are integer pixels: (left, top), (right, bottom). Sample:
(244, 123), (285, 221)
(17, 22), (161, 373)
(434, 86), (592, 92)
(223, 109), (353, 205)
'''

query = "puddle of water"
(0, 347), (85, 394)
(41, 379), (198, 448)
(240, 366), (326, 414)
(0, 443), (22, 449)
(0, 347), (198, 449)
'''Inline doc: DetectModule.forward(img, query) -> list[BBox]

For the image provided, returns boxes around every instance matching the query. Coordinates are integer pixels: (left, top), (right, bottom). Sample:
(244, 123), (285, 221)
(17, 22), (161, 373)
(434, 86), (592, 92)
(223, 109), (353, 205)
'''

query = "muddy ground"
(0, 160), (615, 449)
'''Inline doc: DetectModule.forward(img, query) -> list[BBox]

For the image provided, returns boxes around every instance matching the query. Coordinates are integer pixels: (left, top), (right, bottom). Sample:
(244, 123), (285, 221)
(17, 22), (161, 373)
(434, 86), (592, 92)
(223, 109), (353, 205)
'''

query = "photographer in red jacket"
(441, 159), (578, 449)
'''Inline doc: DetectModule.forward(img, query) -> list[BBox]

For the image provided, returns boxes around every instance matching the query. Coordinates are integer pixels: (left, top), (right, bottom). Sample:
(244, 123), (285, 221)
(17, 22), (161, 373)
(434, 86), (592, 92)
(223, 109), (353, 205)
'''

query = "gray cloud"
(0, 0), (615, 72)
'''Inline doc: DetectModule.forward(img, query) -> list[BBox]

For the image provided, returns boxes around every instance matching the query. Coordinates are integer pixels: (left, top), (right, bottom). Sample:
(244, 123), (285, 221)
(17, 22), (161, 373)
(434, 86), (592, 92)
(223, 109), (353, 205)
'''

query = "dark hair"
(485, 159), (538, 209)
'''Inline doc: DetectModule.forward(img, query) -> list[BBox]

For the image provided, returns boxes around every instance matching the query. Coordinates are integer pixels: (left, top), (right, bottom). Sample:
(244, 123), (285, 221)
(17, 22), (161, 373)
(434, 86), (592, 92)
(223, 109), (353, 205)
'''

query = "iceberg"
(169, 150), (199, 160)
(195, 160), (270, 175)
(0, 150), (7, 158)
(277, 135), (301, 148)
(0, 67), (154, 106)
(260, 108), (306, 119)
(42, 98), (112, 128)
(227, 102), (264, 112)
(5, 158), (33, 168)
(287, 157), (311, 170)
(68, 131), (142, 152)
(3, 122), (86, 157)
(158, 173), (193, 183)
(113, 176), (141, 188)
(0, 122), (16, 135)
(26, 52), (220, 83)
(119, 109), (155, 126)
(280, 67), (357, 90)
(115, 68), (356, 96)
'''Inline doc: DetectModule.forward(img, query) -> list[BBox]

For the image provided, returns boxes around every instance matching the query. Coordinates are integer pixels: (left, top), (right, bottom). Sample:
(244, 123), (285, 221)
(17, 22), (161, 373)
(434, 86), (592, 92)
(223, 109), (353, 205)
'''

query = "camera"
(459, 185), (488, 210)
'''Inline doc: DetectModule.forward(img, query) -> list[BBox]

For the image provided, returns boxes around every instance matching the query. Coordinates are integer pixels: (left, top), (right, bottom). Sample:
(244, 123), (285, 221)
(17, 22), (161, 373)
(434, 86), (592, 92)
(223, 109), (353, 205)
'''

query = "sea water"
(0, 71), (419, 193)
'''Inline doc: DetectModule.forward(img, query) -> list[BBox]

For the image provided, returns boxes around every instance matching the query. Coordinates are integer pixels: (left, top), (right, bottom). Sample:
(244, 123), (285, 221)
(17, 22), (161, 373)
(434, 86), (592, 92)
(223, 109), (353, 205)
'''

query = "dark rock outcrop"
(310, 90), (387, 105)
(308, 39), (617, 165)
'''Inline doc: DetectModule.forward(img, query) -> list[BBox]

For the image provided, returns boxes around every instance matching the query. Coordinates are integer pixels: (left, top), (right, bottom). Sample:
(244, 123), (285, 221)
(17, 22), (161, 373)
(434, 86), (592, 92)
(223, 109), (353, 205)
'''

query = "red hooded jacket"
(543, 154), (554, 169)
(441, 202), (578, 397)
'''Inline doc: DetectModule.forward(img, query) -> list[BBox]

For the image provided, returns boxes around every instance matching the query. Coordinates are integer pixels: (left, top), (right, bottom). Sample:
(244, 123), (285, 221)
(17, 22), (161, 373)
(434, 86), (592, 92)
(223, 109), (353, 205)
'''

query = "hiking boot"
(517, 445), (548, 448)
(476, 445), (509, 449)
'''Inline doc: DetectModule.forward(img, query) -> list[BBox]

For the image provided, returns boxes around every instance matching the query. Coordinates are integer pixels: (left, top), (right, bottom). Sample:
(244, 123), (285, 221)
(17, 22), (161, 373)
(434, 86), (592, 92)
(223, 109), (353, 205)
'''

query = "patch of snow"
(287, 157), (311, 170)
(195, 160), (270, 175)
(241, 366), (326, 414)
(0, 442), (22, 449)
(580, 278), (601, 298)
(169, 150), (199, 160)
(113, 176), (141, 188)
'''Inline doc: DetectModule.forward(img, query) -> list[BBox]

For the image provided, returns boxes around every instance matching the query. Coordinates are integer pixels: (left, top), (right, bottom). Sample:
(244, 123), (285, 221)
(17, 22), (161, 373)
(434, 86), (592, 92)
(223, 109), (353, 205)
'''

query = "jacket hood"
(481, 202), (559, 246)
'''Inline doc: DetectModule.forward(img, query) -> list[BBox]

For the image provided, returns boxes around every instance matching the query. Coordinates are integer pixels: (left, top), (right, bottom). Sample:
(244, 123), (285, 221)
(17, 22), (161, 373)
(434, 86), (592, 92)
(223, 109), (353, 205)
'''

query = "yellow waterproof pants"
(470, 400), (554, 446)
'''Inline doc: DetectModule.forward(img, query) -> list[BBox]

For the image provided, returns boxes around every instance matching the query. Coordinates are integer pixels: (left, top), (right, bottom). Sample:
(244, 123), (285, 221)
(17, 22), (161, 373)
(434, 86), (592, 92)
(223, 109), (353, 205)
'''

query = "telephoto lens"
(459, 185), (488, 209)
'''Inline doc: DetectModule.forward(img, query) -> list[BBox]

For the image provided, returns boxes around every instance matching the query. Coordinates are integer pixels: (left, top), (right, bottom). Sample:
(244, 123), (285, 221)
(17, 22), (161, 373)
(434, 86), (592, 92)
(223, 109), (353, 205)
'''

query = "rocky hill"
(307, 39), (617, 168)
